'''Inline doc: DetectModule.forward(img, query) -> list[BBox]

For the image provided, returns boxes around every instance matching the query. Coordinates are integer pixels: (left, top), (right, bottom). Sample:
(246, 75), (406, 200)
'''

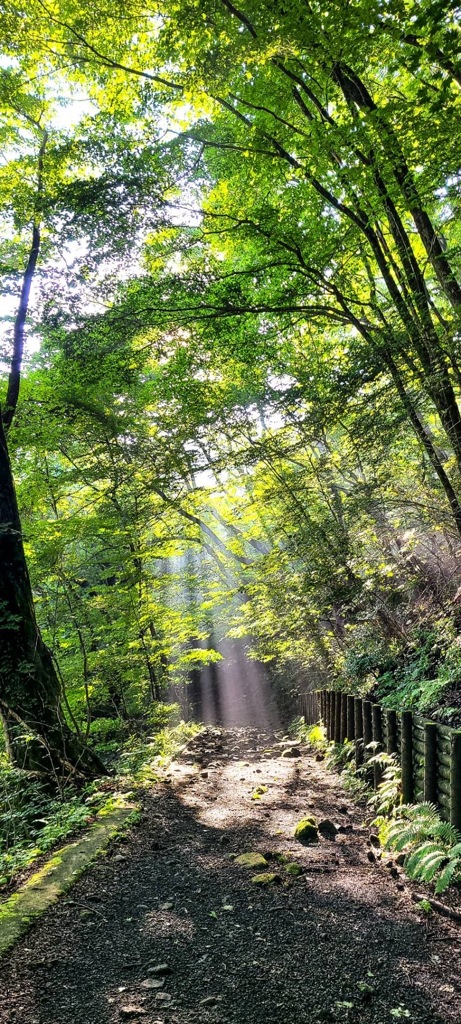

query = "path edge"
(0, 799), (140, 958)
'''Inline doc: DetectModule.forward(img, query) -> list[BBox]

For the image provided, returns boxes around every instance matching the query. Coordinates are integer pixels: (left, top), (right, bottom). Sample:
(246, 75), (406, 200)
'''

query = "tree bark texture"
(0, 416), (106, 779)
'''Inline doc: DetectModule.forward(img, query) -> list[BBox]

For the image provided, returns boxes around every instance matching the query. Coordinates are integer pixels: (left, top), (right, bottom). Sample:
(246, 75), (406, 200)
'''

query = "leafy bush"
(326, 738), (356, 772)
(0, 755), (103, 883)
(375, 802), (461, 894)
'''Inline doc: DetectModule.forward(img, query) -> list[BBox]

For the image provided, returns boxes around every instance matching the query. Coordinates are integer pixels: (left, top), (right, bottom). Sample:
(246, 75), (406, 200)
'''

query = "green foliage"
(326, 740), (356, 773)
(2, 0), (461, 796)
(0, 754), (104, 884)
(376, 803), (461, 894)
(291, 716), (327, 749)
(366, 753), (402, 816)
(0, 716), (199, 887)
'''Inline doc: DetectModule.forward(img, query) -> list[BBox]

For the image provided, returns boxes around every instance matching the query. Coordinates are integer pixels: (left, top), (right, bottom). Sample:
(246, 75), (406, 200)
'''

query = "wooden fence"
(300, 690), (461, 830)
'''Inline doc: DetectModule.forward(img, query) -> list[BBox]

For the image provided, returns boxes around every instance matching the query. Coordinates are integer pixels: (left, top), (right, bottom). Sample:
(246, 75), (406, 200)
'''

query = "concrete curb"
(0, 801), (139, 957)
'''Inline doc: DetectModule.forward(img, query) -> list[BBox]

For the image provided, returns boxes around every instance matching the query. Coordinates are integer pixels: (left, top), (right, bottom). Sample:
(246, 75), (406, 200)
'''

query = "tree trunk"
(0, 416), (106, 780)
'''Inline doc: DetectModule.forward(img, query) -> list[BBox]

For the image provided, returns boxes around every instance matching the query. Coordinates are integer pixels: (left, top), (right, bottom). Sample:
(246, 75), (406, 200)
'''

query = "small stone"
(200, 996), (219, 1007)
(159, 901), (174, 911)
(120, 1007), (147, 1018)
(294, 817), (319, 845)
(369, 834), (380, 848)
(113, 854), (127, 863)
(200, 771), (209, 778)
(397, 882), (405, 891)
(147, 964), (171, 976)
(79, 909), (94, 920)
(315, 753), (325, 762)
(140, 978), (164, 990)
(318, 819), (338, 840)
(367, 850), (376, 862)
(235, 852), (268, 869)
(282, 747), (301, 758)
(251, 872), (280, 885)
(155, 992), (172, 1004)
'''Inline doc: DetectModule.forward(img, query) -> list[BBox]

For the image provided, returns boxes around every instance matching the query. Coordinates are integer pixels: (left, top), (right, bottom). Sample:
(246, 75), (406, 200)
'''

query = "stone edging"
(0, 800), (139, 958)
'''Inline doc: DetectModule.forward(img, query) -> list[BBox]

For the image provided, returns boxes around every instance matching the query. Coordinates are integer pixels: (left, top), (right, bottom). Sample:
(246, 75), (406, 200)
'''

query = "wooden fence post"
(340, 693), (347, 743)
(347, 695), (355, 740)
(362, 701), (373, 759)
(386, 710), (398, 754)
(325, 692), (331, 740)
(335, 692), (341, 744)
(424, 722), (437, 805)
(401, 711), (414, 804)
(372, 704), (383, 789)
(354, 697), (364, 768)
(450, 731), (461, 831)
(302, 690), (461, 827)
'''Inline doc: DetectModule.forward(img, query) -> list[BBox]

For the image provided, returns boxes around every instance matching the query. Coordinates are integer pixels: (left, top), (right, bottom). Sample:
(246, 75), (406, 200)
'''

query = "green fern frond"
(415, 852), (447, 883)
(405, 842), (442, 876)
(435, 859), (461, 894)
(382, 801), (461, 894)
(433, 821), (461, 845)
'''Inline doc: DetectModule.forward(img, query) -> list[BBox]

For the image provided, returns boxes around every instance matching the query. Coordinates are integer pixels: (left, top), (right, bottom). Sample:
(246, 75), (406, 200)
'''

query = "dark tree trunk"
(0, 416), (106, 780)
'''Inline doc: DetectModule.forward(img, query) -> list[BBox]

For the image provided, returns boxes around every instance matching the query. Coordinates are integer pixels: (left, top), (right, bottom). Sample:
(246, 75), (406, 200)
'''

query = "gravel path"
(1, 727), (461, 1024)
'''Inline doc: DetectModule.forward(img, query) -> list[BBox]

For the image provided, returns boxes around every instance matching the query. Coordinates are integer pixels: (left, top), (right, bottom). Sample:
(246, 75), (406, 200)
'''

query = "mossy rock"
(235, 852), (268, 869)
(285, 862), (303, 876)
(251, 872), (280, 886)
(294, 817), (318, 844)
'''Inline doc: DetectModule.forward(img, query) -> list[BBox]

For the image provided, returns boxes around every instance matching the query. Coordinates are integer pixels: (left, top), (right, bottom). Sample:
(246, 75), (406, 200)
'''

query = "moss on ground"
(235, 852), (268, 869)
(0, 802), (138, 958)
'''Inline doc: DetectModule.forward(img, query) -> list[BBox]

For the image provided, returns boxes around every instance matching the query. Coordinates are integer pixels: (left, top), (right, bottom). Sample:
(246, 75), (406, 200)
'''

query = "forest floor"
(1, 728), (461, 1024)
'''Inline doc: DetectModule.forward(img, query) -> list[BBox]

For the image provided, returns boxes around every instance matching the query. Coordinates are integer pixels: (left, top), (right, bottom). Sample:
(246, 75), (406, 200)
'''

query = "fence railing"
(300, 690), (461, 830)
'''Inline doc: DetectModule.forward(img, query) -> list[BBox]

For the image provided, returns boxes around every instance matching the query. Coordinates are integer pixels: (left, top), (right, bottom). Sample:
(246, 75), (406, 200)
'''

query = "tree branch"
(3, 128), (47, 433)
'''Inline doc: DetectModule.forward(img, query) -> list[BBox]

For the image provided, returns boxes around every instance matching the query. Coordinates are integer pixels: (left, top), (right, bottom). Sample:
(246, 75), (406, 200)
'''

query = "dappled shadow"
(0, 735), (459, 1024)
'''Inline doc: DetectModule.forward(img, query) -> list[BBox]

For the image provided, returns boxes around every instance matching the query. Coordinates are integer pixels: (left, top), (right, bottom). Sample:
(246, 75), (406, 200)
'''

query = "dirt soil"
(1, 727), (461, 1024)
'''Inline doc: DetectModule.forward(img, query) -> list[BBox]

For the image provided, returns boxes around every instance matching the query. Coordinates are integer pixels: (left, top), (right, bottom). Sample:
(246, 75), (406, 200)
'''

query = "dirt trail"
(1, 728), (461, 1024)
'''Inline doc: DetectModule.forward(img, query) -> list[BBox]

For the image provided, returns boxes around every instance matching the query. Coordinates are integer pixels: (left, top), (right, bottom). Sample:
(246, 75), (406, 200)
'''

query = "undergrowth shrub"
(375, 803), (461, 894)
(0, 711), (200, 888)
(0, 755), (101, 884)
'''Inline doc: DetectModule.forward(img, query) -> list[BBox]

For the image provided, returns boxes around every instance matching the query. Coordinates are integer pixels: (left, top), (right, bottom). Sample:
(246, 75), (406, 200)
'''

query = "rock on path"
(1, 727), (461, 1024)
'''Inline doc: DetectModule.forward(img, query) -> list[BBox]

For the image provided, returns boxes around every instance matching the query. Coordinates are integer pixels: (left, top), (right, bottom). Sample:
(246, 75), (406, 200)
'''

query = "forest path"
(1, 728), (461, 1024)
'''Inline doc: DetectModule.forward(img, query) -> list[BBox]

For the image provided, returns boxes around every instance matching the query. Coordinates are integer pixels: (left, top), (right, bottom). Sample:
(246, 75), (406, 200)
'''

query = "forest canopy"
(1, 0), (461, 783)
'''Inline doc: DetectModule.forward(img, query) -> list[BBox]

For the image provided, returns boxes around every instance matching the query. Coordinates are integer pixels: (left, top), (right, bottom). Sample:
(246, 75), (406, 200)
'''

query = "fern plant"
(366, 752), (401, 815)
(375, 803), (461, 894)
